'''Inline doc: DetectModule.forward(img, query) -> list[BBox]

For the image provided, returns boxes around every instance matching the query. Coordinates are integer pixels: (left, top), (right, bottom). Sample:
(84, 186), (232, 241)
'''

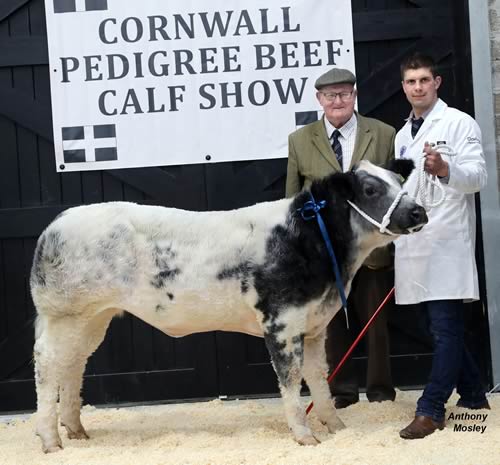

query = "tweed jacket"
(286, 113), (396, 269)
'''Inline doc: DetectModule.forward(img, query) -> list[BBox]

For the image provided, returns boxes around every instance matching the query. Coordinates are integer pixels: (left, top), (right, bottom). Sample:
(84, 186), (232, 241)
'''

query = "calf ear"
(329, 171), (356, 201)
(312, 171), (355, 203)
(387, 159), (415, 182)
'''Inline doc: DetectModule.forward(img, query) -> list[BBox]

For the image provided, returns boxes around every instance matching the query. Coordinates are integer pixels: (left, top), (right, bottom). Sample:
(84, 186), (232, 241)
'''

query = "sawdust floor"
(1, 390), (498, 465)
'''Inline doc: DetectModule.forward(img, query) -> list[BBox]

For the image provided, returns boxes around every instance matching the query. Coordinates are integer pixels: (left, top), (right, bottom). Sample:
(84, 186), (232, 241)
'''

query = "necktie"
(331, 129), (343, 169)
(411, 117), (424, 138)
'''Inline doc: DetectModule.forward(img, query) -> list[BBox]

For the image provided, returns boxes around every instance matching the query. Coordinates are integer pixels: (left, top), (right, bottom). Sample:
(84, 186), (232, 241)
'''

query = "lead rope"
(413, 144), (456, 209)
(298, 193), (350, 329)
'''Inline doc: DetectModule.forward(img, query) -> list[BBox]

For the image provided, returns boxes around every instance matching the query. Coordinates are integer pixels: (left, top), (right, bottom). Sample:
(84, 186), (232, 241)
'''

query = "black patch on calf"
(254, 172), (358, 322)
(96, 225), (132, 271)
(217, 262), (253, 294)
(31, 230), (65, 287)
(151, 268), (180, 289)
(86, 224), (138, 287)
(264, 323), (304, 386)
(292, 334), (305, 358)
(263, 324), (292, 383)
(254, 222), (330, 321)
(97, 238), (117, 267)
(150, 243), (180, 289)
(167, 292), (174, 300)
(31, 234), (47, 287)
(153, 244), (176, 266)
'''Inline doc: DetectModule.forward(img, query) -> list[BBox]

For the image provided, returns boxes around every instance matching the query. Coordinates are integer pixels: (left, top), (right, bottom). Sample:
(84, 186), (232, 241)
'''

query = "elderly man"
(286, 68), (397, 408)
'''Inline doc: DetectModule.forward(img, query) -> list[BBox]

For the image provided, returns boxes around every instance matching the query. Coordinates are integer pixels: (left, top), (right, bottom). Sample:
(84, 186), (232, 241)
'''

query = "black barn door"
(0, 0), (219, 411)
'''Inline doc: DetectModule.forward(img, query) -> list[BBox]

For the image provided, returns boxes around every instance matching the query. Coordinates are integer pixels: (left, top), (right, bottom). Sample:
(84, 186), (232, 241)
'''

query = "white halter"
(346, 144), (456, 234)
(412, 144), (456, 210)
(347, 189), (408, 236)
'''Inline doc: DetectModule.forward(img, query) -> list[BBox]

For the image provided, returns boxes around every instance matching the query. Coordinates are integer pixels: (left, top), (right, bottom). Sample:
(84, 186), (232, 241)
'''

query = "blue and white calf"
(31, 160), (426, 453)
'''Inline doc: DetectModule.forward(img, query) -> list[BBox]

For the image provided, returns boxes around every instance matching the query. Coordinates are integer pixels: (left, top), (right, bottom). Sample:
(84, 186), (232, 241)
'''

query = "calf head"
(348, 160), (427, 236)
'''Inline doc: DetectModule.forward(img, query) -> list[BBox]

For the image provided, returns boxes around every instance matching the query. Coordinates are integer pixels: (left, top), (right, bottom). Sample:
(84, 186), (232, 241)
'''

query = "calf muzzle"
(401, 205), (428, 234)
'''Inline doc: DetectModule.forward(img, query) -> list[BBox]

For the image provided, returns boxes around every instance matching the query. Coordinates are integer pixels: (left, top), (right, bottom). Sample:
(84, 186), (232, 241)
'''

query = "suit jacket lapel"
(350, 114), (373, 169)
(311, 118), (341, 171)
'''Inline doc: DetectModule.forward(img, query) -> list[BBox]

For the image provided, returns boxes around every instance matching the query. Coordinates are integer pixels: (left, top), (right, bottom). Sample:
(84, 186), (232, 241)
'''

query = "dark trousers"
(325, 266), (396, 402)
(416, 300), (487, 422)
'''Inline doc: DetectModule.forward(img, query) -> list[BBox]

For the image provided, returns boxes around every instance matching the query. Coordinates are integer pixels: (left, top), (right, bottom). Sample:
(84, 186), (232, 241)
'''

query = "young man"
(395, 52), (489, 440)
(286, 68), (396, 409)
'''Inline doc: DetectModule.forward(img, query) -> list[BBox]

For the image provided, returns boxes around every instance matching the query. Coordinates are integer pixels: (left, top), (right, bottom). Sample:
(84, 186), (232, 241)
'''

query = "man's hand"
(423, 142), (449, 177)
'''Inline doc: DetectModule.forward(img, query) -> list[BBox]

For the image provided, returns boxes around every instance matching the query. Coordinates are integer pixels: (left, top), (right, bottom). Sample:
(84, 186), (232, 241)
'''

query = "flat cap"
(314, 68), (356, 89)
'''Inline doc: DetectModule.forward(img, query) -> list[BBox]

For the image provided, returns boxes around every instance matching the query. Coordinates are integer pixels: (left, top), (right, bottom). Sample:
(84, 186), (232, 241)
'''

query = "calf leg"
(34, 309), (116, 453)
(59, 309), (116, 440)
(34, 315), (63, 453)
(302, 330), (345, 433)
(264, 324), (318, 445)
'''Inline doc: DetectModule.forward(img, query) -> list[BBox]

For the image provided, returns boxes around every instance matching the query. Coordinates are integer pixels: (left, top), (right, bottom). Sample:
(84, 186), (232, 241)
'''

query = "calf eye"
(364, 186), (376, 196)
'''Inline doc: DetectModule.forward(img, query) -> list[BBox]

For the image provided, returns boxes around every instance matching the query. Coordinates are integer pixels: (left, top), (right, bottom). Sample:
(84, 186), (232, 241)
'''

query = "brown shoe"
(399, 415), (445, 439)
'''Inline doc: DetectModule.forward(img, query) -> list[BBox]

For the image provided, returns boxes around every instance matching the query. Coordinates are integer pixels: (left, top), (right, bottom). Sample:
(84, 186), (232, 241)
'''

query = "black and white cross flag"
(62, 124), (117, 164)
(54, 0), (108, 13)
(295, 111), (321, 129)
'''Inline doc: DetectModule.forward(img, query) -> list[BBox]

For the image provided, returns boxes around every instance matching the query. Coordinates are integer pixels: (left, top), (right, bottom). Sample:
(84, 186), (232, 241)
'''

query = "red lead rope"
(305, 286), (395, 415)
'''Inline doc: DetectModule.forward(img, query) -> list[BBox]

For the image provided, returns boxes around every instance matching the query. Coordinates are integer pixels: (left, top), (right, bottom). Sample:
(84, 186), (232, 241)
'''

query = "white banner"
(45, 0), (355, 172)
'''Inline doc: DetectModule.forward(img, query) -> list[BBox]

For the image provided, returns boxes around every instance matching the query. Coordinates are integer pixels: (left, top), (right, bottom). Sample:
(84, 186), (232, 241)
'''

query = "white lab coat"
(394, 99), (487, 304)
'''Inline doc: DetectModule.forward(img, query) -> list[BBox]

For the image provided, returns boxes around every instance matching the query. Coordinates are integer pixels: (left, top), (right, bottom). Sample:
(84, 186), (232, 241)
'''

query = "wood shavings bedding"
(1, 390), (498, 465)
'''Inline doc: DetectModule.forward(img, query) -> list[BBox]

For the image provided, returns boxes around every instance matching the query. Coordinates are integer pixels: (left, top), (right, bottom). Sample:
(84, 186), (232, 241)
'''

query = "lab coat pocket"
(432, 197), (469, 243)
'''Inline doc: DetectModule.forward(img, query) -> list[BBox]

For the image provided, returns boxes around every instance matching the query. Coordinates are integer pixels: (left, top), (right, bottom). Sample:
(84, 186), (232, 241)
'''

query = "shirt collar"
(324, 112), (357, 139)
(404, 100), (438, 122)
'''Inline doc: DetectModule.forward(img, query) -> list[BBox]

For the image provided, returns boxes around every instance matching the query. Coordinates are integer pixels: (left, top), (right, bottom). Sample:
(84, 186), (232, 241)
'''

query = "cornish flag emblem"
(295, 111), (321, 128)
(62, 124), (117, 164)
(54, 0), (108, 13)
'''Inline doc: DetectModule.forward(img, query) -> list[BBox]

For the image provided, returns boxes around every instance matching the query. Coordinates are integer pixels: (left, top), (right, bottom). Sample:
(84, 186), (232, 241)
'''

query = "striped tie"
(332, 129), (343, 169)
(411, 117), (424, 138)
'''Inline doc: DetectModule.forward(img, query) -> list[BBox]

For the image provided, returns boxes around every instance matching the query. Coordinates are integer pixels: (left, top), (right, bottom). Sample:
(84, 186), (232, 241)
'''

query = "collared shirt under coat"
(324, 113), (358, 172)
(286, 112), (396, 270)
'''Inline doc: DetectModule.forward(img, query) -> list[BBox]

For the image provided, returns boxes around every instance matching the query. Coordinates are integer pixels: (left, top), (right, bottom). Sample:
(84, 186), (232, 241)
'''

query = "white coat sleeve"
(447, 115), (487, 193)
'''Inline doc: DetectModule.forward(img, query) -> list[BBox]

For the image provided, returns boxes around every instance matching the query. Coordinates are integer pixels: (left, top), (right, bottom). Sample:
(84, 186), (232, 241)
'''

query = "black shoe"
(456, 399), (491, 410)
(367, 392), (396, 403)
(367, 386), (397, 403)
(334, 397), (358, 409)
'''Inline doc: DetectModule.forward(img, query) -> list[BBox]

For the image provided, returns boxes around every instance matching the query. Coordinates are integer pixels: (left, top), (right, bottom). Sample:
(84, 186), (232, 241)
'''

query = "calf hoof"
(296, 434), (320, 446)
(63, 423), (89, 440)
(36, 430), (63, 454)
(43, 444), (64, 454)
(66, 428), (89, 440)
(324, 416), (346, 434)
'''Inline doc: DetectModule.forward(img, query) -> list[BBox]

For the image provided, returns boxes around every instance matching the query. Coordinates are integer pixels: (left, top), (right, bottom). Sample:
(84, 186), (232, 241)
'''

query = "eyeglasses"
(320, 90), (354, 102)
